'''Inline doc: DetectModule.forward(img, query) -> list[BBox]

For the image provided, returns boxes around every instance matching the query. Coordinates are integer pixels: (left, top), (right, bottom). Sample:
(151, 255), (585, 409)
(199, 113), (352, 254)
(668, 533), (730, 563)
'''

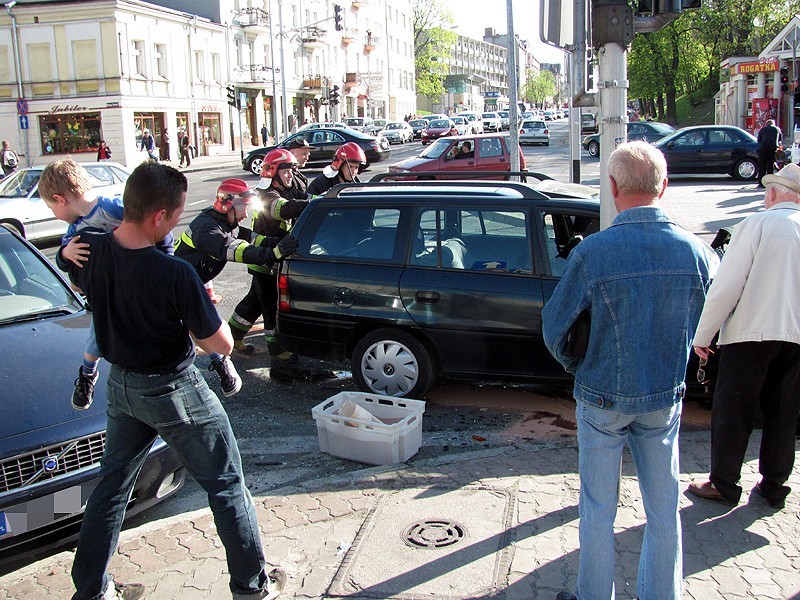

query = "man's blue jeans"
(574, 401), (683, 600)
(71, 364), (266, 599)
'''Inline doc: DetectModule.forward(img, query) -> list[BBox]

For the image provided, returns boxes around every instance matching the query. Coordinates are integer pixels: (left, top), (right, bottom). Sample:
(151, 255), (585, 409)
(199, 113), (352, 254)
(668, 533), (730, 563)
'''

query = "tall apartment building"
(0, 0), (415, 168)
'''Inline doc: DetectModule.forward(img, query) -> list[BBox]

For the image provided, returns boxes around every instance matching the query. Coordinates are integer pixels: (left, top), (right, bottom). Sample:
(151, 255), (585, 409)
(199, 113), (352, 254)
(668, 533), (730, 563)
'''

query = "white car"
(458, 112), (484, 134)
(449, 116), (470, 136)
(379, 121), (414, 144)
(0, 162), (130, 241)
(482, 112), (502, 132)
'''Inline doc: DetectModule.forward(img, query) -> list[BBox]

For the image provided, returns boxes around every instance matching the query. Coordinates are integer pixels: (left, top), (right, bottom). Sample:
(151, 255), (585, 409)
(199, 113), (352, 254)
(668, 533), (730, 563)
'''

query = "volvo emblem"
(42, 455), (59, 473)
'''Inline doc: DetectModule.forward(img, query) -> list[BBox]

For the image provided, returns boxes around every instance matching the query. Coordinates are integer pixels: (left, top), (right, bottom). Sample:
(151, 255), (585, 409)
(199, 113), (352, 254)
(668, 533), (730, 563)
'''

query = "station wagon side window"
(541, 211), (600, 277)
(412, 207), (531, 273)
(301, 205), (402, 261)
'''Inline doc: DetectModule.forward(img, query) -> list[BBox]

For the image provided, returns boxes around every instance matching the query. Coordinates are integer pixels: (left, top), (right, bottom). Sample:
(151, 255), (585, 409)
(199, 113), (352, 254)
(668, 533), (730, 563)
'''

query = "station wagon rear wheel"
(352, 329), (434, 399)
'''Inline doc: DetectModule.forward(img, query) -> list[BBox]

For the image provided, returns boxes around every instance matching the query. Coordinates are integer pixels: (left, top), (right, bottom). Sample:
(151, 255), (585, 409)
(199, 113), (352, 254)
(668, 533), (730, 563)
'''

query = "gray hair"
(608, 141), (667, 196)
(768, 181), (800, 201)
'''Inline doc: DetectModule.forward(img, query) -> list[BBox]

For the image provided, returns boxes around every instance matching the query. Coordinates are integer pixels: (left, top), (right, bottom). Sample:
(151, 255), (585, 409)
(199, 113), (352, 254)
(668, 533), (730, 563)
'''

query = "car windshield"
(385, 123), (403, 130)
(429, 120), (450, 128)
(410, 120), (426, 127)
(649, 122), (676, 135)
(482, 113), (495, 119)
(0, 232), (82, 323)
(0, 170), (42, 198)
(460, 114), (476, 121)
(523, 121), (545, 129)
(418, 138), (451, 159)
(345, 118), (364, 126)
(452, 117), (466, 124)
(498, 111), (509, 118)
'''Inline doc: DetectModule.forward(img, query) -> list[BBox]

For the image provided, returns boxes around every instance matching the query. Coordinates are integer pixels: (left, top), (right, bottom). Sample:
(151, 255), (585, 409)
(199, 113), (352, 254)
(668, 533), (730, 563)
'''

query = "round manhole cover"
(402, 519), (466, 549)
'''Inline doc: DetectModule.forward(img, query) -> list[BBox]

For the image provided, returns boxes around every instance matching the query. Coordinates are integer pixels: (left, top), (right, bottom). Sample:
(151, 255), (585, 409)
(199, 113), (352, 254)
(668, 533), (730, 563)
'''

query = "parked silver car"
(0, 162), (130, 241)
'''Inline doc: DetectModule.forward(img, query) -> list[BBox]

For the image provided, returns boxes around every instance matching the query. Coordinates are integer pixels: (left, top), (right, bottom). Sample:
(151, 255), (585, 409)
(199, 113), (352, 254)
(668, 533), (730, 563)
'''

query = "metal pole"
(6, 4), (29, 167)
(598, 41), (627, 229)
(790, 30), (797, 142)
(277, 0), (290, 141)
(570, 0), (588, 183)
(268, 0), (279, 143)
(506, 0), (521, 174)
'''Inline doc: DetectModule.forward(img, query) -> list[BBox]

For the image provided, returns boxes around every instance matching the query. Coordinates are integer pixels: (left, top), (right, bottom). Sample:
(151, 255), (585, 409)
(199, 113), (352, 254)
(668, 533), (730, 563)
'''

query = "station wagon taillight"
(278, 274), (290, 312)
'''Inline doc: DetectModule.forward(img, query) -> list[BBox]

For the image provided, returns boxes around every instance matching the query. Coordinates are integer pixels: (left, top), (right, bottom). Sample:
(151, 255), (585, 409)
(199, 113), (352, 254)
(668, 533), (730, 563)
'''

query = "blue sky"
(441, 0), (566, 66)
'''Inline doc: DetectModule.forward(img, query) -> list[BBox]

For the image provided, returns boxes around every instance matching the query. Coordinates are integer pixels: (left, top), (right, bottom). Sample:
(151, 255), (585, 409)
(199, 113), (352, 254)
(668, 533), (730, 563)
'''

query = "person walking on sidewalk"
(160, 128), (171, 161)
(140, 128), (157, 161)
(542, 141), (718, 600)
(688, 163), (800, 511)
(1, 140), (19, 177)
(66, 161), (286, 600)
(757, 118), (782, 187)
(261, 124), (269, 146)
(179, 128), (192, 167)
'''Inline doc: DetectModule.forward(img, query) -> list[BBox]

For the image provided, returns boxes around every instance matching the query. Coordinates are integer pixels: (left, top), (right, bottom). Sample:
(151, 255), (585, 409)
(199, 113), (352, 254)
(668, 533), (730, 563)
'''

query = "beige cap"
(762, 163), (800, 195)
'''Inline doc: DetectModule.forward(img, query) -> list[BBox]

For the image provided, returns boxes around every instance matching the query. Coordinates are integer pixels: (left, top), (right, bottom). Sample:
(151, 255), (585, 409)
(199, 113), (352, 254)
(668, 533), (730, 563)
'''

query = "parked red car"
(388, 133), (526, 179)
(421, 119), (457, 145)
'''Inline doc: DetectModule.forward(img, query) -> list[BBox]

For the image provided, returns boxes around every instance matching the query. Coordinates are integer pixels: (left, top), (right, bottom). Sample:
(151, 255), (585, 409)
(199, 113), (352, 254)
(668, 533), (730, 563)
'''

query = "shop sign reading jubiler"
(732, 59), (779, 76)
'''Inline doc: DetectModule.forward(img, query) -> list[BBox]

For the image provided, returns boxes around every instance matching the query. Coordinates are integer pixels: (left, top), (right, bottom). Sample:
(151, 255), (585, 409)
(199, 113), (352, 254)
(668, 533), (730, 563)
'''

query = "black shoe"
(210, 356), (242, 396)
(72, 368), (98, 410)
(234, 339), (256, 354)
(107, 581), (145, 599)
(754, 482), (788, 510)
(555, 593), (577, 600)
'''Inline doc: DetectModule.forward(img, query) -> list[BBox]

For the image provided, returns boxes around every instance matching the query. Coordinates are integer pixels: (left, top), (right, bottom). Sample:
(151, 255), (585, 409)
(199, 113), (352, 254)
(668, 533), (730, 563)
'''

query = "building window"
(199, 112), (221, 145)
(40, 112), (102, 155)
(28, 43), (54, 96)
(212, 53), (221, 84)
(132, 40), (145, 76)
(133, 112), (159, 147)
(154, 43), (167, 79)
(194, 50), (205, 82)
(72, 40), (99, 93)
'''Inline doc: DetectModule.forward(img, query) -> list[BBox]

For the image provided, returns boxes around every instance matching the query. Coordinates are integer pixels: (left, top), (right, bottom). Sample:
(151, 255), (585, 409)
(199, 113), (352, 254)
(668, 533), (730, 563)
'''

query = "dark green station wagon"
(276, 179), (601, 399)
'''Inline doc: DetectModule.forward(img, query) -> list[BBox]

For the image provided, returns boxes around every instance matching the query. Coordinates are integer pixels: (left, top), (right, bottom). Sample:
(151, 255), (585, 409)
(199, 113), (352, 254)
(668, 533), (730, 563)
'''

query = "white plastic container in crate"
(312, 391), (425, 465)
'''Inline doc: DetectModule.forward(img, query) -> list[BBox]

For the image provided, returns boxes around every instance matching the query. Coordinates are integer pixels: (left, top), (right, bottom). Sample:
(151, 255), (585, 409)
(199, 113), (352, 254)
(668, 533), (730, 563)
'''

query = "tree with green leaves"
(522, 69), (557, 109)
(413, 0), (457, 100)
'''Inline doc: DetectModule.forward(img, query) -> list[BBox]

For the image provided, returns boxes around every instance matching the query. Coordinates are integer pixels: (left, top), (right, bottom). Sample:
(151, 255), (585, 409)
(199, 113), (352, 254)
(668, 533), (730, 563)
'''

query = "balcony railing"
(342, 27), (359, 44)
(239, 64), (273, 83)
(364, 33), (381, 50)
(302, 76), (323, 90)
(344, 72), (359, 89)
(301, 26), (326, 49)
(235, 7), (269, 27)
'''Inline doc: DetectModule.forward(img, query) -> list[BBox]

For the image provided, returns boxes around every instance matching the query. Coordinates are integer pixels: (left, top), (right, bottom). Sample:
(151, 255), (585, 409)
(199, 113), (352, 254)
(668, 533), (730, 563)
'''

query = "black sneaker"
(210, 356), (242, 397)
(72, 368), (98, 411)
(106, 581), (145, 599)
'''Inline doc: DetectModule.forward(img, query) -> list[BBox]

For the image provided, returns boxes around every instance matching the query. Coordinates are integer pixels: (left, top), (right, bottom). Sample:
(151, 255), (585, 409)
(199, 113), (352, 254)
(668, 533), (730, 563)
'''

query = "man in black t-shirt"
(67, 162), (285, 600)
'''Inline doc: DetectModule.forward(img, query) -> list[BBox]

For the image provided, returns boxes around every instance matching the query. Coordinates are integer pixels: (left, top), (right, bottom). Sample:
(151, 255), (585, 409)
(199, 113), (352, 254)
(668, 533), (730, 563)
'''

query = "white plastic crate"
(312, 391), (425, 465)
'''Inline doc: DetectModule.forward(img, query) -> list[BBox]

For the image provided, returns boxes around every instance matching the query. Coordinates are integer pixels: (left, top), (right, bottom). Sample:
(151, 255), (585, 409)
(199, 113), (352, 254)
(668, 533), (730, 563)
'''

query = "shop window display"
(39, 113), (102, 155)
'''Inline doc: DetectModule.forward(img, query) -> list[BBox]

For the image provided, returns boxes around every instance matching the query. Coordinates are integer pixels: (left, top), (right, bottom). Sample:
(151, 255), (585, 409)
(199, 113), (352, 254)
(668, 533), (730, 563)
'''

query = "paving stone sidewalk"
(1, 430), (798, 599)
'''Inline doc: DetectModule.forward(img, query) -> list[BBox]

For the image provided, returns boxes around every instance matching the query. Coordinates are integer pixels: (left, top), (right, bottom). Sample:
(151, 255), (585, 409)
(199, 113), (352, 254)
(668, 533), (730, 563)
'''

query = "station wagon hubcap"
(361, 340), (418, 397)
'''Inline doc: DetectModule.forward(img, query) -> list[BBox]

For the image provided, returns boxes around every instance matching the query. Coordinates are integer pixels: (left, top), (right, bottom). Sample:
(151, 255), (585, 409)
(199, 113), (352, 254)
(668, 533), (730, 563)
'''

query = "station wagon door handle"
(415, 291), (440, 304)
(333, 287), (355, 307)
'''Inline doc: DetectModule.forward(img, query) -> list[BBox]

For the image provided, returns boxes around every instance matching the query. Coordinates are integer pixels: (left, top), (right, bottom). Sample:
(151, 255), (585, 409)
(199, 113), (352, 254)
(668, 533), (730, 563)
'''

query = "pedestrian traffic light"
(226, 85), (238, 108)
(333, 4), (343, 31)
(330, 85), (340, 105)
(781, 67), (790, 93)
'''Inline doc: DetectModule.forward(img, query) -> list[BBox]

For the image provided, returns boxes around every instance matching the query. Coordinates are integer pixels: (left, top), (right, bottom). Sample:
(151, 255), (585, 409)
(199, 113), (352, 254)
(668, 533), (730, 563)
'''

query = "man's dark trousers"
(710, 340), (800, 505)
(758, 146), (778, 183)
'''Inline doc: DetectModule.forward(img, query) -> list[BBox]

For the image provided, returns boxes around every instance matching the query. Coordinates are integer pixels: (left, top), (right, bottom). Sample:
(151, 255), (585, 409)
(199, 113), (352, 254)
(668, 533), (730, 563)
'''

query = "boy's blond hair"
(38, 158), (93, 203)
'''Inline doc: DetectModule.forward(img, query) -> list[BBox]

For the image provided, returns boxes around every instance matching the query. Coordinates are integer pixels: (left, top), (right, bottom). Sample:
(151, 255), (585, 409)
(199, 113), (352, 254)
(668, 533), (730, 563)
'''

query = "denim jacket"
(542, 206), (719, 414)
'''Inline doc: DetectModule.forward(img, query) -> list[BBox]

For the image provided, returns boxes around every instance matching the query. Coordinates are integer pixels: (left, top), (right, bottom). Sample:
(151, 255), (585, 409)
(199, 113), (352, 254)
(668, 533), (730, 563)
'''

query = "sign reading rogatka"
(732, 59), (779, 76)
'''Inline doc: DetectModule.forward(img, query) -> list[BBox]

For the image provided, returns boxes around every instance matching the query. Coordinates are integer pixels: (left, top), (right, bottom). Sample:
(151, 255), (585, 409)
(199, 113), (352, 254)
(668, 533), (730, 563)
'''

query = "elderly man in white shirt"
(688, 163), (800, 511)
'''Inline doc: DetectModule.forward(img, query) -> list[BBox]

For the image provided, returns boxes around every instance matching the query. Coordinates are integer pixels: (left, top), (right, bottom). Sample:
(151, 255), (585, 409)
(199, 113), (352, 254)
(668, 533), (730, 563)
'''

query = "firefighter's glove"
(273, 235), (298, 260)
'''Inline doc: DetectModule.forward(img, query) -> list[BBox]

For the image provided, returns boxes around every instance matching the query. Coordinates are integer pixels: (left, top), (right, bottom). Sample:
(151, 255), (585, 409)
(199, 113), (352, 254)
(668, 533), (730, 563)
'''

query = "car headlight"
(389, 167), (409, 173)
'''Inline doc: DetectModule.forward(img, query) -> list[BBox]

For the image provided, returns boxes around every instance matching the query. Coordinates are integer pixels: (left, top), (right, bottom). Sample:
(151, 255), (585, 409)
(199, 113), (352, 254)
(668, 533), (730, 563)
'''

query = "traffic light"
(333, 4), (343, 31)
(330, 85), (340, 105)
(226, 84), (238, 108)
(781, 67), (790, 93)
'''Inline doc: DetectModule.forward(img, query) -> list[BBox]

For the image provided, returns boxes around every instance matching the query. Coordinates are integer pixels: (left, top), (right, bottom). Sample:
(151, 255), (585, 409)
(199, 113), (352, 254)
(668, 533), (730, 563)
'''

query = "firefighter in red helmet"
(228, 148), (324, 379)
(307, 142), (367, 195)
(174, 177), (297, 292)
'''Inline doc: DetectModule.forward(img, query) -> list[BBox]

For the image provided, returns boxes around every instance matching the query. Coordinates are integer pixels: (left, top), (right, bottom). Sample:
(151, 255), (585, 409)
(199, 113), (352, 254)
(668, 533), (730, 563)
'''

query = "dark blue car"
(0, 225), (185, 563)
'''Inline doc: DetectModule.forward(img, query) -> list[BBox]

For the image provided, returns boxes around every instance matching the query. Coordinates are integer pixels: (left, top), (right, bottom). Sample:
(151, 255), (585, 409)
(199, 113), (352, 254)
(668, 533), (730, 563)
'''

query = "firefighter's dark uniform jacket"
(290, 170), (308, 199)
(174, 207), (279, 283)
(248, 184), (309, 275)
(306, 172), (345, 196)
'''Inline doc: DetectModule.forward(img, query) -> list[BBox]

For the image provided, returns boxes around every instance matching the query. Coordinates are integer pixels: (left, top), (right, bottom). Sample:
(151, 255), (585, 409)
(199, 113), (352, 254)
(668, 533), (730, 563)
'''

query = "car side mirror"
(667, 141), (675, 149)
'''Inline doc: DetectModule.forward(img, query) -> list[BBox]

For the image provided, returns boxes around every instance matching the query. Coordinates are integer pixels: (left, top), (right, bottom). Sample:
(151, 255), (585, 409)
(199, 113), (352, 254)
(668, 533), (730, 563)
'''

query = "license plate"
(0, 482), (97, 540)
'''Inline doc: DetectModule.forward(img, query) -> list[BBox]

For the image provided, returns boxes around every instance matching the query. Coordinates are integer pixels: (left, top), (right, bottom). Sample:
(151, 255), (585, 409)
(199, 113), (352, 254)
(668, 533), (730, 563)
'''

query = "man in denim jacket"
(542, 141), (718, 600)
